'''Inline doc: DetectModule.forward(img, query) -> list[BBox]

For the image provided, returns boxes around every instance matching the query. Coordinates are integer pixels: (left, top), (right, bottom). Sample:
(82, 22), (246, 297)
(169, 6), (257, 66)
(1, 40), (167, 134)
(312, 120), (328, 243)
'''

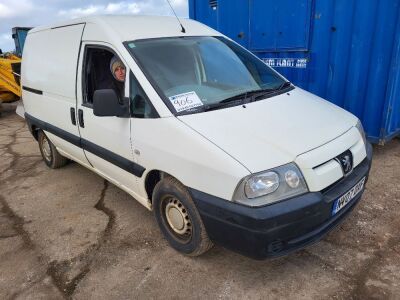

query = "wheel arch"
(30, 124), (40, 140)
(144, 169), (184, 203)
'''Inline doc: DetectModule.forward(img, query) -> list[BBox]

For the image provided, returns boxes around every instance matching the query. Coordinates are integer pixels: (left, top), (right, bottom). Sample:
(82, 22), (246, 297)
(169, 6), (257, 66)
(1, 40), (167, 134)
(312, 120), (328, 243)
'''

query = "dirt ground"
(0, 103), (399, 300)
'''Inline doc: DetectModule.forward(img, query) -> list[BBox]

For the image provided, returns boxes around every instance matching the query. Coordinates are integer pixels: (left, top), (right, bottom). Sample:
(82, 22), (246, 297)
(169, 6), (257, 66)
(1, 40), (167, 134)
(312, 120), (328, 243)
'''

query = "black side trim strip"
(81, 139), (145, 177)
(22, 86), (43, 95)
(25, 113), (80, 147)
(24, 113), (145, 177)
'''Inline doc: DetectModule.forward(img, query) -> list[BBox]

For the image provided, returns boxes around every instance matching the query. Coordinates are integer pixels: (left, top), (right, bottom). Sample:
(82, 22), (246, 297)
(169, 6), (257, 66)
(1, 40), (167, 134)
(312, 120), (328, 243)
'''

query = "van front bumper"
(189, 142), (373, 259)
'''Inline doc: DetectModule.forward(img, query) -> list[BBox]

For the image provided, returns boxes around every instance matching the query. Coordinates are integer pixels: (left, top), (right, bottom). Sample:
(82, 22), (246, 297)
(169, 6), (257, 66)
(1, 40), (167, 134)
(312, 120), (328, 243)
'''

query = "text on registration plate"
(332, 177), (366, 216)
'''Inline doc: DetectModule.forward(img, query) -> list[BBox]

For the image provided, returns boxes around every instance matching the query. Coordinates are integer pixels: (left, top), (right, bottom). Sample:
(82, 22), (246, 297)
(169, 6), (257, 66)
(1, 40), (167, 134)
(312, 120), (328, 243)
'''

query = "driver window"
(83, 47), (126, 105)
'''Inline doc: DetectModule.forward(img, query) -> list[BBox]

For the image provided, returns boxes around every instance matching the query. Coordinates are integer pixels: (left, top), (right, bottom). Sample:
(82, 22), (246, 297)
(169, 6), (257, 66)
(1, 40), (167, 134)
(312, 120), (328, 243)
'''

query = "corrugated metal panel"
(249, 0), (312, 51)
(189, 0), (400, 143)
(218, 0), (249, 47)
(383, 12), (400, 141)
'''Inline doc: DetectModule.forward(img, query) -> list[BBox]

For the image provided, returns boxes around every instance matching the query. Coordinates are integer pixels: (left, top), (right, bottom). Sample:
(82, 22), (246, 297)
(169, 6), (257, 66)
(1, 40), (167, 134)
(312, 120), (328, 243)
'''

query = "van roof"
(29, 15), (221, 41)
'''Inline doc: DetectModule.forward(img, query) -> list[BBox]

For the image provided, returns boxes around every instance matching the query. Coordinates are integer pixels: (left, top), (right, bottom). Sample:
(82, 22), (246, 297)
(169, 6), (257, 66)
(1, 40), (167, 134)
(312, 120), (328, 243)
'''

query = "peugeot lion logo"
(341, 155), (352, 173)
(336, 151), (353, 175)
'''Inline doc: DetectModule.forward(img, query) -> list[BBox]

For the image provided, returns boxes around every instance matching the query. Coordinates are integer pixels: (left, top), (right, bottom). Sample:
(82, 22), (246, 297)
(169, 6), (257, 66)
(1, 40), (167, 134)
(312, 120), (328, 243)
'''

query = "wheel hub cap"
(167, 206), (184, 230)
(165, 198), (191, 236)
(42, 138), (51, 161)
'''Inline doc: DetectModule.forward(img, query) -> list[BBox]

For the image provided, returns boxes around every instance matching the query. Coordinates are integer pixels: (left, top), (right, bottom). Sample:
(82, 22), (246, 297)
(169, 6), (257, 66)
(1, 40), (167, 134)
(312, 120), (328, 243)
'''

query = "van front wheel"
(153, 176), (213, 256)
(38, 131), (68, 169)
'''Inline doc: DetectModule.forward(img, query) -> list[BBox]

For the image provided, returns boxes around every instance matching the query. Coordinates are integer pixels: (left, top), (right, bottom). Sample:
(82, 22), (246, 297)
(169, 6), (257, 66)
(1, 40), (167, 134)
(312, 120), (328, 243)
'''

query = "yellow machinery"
(0, 53), (21, 103)
(0, 27), (31, 105)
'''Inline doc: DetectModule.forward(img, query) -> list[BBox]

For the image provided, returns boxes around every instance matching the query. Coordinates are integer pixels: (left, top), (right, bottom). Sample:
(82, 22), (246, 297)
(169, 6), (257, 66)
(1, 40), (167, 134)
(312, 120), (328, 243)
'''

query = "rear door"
(76, 42), (141, 194)
(22, 23), (89, 166)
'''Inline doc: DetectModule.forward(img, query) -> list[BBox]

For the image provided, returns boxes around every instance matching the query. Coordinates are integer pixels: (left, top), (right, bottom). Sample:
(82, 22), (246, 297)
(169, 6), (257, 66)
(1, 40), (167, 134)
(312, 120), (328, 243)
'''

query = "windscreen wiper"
(250, 81), (292, 102)
(275, 81), (292, 91)
(202, 82), (292, 112)
(203, 89), (266, 112)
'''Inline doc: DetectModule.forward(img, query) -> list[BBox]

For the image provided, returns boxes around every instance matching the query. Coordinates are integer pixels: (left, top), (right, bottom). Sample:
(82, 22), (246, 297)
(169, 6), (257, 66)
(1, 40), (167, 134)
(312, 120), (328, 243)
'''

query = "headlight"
(233, 163), (308, 207)
(245, 171), (279, 198)
(356, 119), (367, 146)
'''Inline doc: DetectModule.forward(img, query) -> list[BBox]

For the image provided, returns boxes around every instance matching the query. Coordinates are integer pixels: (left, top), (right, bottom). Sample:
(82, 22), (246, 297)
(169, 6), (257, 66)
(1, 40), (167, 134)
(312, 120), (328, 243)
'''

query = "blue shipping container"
(189, 0), (400, 144)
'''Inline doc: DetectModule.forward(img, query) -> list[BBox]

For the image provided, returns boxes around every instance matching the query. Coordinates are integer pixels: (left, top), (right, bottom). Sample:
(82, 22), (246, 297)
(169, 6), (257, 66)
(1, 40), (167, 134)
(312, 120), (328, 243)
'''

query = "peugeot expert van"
(22, 16), (372, 259)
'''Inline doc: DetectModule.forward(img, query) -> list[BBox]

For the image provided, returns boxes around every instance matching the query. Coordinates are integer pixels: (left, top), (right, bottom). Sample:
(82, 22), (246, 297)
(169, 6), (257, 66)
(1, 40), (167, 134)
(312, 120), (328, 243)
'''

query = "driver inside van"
(109, 56), (126, 99)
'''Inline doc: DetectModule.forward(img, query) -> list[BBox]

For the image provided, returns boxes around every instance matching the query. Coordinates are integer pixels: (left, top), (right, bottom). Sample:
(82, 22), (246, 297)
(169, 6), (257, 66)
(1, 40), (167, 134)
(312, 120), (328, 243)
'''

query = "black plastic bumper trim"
(189, 142), (373, 259)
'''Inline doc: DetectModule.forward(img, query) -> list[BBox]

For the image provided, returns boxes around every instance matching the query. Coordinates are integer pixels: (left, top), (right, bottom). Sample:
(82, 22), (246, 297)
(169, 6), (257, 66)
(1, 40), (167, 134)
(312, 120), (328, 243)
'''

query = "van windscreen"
(126, 36), (287, 115)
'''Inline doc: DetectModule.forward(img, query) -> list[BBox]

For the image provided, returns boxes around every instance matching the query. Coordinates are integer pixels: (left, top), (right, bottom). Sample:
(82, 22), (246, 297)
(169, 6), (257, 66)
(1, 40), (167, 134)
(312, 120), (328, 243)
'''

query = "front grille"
(321, 177), (343, 195)
(321, 157), (368, 195)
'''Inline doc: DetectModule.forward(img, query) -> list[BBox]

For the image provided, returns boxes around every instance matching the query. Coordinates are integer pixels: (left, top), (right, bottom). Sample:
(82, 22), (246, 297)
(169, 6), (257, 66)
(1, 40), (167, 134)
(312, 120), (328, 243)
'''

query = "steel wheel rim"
(164, 196), (192, 240)
(41, 136), (51, 161)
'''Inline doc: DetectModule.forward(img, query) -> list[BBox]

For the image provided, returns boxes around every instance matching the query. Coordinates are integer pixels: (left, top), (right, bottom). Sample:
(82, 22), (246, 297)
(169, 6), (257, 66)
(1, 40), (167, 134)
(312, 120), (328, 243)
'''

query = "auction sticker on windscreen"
(332, 177), (366, 216)
(169, 91), (203, 112)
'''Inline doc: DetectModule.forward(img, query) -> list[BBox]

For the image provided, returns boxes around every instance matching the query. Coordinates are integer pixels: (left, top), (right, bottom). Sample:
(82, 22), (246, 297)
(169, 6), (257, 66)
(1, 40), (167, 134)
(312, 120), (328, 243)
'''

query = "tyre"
(38, 130), (68, 168)
(153, 176), (213, 256)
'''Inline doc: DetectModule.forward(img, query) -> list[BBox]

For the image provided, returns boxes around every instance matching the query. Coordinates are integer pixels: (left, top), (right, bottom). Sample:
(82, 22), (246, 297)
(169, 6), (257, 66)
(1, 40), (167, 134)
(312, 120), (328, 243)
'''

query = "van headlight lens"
(285, 170), (300, 188)
(356, 119), (367, 146)
(245, 171), (279, 198)
(233, 163), (308, 207)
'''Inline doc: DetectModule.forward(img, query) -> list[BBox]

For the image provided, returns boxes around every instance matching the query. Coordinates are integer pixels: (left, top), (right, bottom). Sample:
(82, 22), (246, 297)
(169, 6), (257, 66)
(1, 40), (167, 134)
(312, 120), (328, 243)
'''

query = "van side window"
(130, 71), (158, 118)
(83, 47), (125, 105)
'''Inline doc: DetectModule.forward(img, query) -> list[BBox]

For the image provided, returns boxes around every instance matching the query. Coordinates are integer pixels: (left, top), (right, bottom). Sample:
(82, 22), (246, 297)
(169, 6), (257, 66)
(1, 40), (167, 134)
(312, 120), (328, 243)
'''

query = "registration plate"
(332, 177), (366, 216)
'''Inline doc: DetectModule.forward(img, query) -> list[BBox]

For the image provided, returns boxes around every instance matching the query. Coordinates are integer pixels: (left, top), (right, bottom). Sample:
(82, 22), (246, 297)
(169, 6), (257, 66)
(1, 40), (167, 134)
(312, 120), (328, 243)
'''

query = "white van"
(22, 16), (372, 259)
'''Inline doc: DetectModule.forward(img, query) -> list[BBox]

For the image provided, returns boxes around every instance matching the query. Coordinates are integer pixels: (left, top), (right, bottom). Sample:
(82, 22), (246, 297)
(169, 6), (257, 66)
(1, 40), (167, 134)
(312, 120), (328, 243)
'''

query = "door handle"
(78, 109), (84, 128)
(70, 107), (76, 125)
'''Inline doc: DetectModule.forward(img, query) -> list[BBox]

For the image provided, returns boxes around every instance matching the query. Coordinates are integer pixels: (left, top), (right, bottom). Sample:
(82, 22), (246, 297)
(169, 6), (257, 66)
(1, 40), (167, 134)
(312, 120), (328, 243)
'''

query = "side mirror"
(93, 89), (129, 117)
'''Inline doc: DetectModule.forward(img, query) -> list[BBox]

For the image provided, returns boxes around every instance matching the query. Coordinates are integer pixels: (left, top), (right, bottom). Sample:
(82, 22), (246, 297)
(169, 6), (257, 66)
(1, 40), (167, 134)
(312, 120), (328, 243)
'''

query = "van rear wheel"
(38, 131), (68, 169)
(153, 176), (213, 256)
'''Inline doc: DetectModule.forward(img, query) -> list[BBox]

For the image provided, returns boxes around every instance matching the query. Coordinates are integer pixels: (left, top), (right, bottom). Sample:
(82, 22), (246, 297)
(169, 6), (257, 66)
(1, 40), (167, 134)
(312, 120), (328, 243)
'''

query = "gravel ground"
(0, 103), (399, 299)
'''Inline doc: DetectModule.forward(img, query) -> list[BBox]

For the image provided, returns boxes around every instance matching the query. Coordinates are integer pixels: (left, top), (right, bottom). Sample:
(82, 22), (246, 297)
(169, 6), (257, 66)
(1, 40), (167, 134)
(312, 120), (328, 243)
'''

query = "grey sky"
(0, 0), (188, 52)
